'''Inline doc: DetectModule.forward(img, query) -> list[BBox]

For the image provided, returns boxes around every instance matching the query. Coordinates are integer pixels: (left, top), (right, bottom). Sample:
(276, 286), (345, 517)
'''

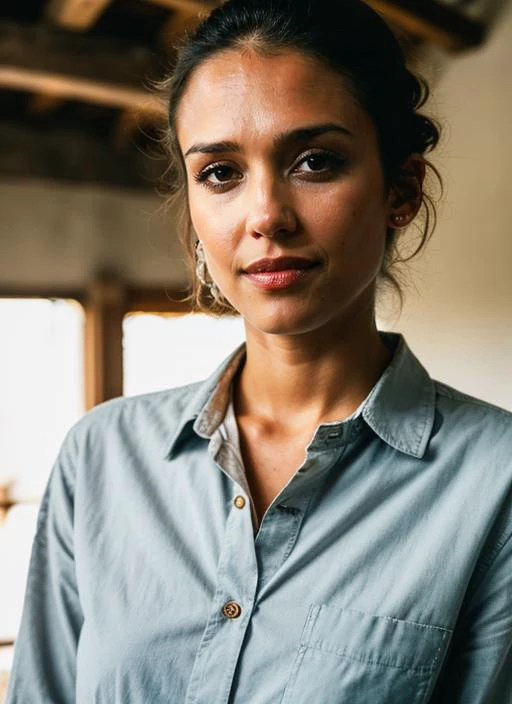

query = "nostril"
(247, 212), (298, 240)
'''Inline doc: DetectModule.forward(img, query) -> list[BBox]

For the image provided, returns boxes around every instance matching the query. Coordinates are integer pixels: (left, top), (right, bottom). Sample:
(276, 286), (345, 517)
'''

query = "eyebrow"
(183, 122), (353, 158)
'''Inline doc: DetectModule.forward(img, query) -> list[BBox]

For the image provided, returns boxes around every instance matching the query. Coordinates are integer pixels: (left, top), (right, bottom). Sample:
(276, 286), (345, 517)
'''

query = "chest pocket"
(281, 604), (452, 704)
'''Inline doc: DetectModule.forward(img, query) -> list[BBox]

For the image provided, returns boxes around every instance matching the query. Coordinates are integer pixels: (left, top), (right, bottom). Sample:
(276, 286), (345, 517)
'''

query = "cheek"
(311, 180), (387, 250)
(310, 192), (388, 297)
(188, 198), (236, 285)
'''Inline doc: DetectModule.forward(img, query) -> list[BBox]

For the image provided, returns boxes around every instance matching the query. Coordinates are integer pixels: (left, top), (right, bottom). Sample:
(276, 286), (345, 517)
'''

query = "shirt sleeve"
(432, 521), (512, 703)
(5, 427), (84, 704)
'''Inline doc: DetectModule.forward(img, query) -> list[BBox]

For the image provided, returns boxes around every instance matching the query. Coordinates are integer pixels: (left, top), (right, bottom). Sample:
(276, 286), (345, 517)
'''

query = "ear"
(388, 154), (426, 229)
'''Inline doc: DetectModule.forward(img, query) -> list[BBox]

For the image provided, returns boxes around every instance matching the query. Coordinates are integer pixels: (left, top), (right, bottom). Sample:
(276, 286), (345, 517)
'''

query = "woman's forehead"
(176, 48), (368, 150)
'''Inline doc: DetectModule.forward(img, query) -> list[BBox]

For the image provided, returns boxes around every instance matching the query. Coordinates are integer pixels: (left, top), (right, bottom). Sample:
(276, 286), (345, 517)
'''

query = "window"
(0, 299), (85, 687)
(1, 300), (244, 697)
(123, 312), (245, 396)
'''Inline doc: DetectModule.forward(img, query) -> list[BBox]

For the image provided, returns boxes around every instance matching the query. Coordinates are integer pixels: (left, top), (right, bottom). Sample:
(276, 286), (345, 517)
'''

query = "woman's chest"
(73, 436), (501, 703)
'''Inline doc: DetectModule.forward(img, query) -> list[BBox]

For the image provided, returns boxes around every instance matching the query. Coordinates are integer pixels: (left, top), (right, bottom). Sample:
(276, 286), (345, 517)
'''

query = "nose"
(245, 172), (298, 239)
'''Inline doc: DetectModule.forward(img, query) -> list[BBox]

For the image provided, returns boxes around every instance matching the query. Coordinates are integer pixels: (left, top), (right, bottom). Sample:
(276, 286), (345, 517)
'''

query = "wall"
(0, 181), (187, 289)
(386, 3), (512, 410)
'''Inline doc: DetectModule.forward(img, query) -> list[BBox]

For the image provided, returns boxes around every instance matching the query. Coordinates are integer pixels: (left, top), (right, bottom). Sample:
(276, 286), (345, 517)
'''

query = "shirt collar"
(163, 332), (436, 461)
(361, 332), (436, 458)
(164, 343), (246, 460)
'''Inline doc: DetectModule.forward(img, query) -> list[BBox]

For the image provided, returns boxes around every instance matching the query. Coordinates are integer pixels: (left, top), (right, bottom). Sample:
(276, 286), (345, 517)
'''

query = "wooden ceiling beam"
(46, 0), (217, 31)
(0, 66), (164, 117)
(45, 0), (113, 31)
(148, 0), (215, 12)
(368, 0), (485, 51)
(0, 21), (165, 117)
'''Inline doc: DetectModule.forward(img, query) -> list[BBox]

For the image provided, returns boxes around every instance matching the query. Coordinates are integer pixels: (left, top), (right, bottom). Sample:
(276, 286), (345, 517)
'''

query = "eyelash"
(192, 150), (347, 192)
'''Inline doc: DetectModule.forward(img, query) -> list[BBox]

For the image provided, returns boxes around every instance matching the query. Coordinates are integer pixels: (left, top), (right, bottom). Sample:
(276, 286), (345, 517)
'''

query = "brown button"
(222, 601), (242, 619)
(234, 495), (246, 509)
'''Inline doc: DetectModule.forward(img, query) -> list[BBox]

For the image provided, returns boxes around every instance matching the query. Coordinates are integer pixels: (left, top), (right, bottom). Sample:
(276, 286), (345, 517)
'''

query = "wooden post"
(84, 275), (126, 410)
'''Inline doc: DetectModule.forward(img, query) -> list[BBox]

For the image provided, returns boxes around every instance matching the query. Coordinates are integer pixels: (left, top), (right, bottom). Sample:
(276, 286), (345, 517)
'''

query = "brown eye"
(304, 154), (330, 171)
(293, 150), (347, 177)
(194, 162), (243, 190)
(209, 165), (236, 182)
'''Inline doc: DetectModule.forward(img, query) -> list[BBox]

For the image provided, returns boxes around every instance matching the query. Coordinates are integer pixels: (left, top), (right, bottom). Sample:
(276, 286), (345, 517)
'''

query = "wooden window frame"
(0, 279), (191, 410)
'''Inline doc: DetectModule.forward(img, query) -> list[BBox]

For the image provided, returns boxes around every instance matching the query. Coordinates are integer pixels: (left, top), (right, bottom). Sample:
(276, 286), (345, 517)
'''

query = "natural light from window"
(0, 299), (84, 681)
(123, 312), (245, 396)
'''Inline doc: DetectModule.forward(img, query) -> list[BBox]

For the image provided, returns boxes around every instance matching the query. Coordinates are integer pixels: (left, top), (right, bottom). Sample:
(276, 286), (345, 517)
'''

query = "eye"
(293, 150), (347, 177)
(193, 162), (243, 191)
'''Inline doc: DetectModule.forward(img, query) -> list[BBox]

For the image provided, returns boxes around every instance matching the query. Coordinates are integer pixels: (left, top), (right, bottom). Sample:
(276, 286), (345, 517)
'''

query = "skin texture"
(177, 48), (424, 518)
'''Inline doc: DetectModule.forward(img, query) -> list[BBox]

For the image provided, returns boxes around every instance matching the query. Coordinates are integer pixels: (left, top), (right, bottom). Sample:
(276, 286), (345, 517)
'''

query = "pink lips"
(242, 256), (320, 291)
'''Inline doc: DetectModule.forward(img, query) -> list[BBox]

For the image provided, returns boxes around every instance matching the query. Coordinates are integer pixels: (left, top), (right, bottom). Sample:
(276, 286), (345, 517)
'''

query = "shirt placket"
(185, 422), (351, 703)
(253, 443), (347, 595)
(184, 434), (259, 704)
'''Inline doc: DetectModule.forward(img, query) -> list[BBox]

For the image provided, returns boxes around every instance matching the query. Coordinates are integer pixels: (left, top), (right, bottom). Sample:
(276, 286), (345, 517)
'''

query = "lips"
(243, 256), (319, 274)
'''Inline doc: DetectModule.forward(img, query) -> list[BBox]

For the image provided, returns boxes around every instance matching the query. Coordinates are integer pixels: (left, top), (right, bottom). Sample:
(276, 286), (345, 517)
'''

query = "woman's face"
(177, 48), (394, 337)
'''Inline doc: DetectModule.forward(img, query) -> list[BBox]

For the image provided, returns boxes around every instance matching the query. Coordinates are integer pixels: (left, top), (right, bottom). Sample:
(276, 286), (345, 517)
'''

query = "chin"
(241, 300), (332, 338)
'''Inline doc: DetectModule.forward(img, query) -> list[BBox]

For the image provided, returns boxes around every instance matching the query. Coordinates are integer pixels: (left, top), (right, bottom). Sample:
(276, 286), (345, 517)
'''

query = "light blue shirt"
(6, 333), (512, 703)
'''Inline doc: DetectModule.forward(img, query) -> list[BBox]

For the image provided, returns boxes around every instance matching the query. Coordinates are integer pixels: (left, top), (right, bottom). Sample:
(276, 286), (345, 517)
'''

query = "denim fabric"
(6, 333), (512, 703)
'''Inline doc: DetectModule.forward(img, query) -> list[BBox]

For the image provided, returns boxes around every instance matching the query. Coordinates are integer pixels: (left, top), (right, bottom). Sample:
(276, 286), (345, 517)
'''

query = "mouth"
(242, 256), (321, 291)
(243, 256), (319, 274)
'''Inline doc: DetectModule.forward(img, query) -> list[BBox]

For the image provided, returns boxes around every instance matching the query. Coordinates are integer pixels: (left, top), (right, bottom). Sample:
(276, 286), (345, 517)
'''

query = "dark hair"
(159, 0), (441, 314)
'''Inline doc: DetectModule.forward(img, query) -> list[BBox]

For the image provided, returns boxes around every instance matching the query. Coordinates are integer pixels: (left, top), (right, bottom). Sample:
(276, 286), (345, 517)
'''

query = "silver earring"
(391, 213), (408, 228)
(195, 240), (209, 287)
(195, 241), (224, 304)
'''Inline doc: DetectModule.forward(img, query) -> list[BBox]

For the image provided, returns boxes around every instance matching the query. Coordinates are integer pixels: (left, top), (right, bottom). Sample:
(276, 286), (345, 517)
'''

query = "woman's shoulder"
(432, 379), (512, 461)
(62, 379), (209, 458)
(434, 379), (512, 423)
(68, 345), (245, 448)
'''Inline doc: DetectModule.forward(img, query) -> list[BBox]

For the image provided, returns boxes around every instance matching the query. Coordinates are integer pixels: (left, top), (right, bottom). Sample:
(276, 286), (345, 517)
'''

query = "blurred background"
(1, 0), (511, 698)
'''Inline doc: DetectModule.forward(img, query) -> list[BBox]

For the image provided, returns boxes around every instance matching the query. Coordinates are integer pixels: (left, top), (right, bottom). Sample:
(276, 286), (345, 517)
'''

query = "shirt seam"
(466, 523), (512, 601)
(435, 381), (512, 418)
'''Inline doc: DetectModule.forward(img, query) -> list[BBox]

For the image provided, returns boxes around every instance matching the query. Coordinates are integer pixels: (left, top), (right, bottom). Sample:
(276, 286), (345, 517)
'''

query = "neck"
(234, 310), (391, 432)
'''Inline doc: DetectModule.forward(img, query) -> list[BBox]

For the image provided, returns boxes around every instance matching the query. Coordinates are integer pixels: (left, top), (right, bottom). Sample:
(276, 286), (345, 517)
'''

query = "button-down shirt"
(6, 333), (512, 703)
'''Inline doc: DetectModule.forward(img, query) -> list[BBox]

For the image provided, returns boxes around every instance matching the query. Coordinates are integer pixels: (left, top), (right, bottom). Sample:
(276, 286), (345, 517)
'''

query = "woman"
(7, 0), (512, 702)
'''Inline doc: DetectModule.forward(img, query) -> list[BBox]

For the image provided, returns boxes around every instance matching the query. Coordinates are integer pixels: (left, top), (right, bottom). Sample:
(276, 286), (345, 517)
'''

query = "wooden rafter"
(0, 21), (165, 117)
(46, 0), (217, 31)
(148, 0), (216, 11)
(368, 0), (485, 51)
(45, 0), (113, 31)
(0, 67), (164, 117)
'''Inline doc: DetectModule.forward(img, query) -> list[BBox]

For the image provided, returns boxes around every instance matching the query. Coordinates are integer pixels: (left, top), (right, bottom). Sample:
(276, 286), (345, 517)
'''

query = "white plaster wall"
(0, 181), (187, 289)
(387, 3), (512, 410)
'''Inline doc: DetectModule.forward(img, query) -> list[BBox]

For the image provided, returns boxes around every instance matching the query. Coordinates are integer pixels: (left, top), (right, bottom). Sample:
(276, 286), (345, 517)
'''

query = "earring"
(391, 213), (409, 228)
(195, 240), (209, 287)
(195, 241), (224, 304)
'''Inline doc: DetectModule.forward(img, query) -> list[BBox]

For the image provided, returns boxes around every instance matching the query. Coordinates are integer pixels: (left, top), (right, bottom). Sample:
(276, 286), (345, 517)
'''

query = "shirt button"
(222, 601), (242, 619)
(327, 430), (341, 439)
(233, 495), (246, 509)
